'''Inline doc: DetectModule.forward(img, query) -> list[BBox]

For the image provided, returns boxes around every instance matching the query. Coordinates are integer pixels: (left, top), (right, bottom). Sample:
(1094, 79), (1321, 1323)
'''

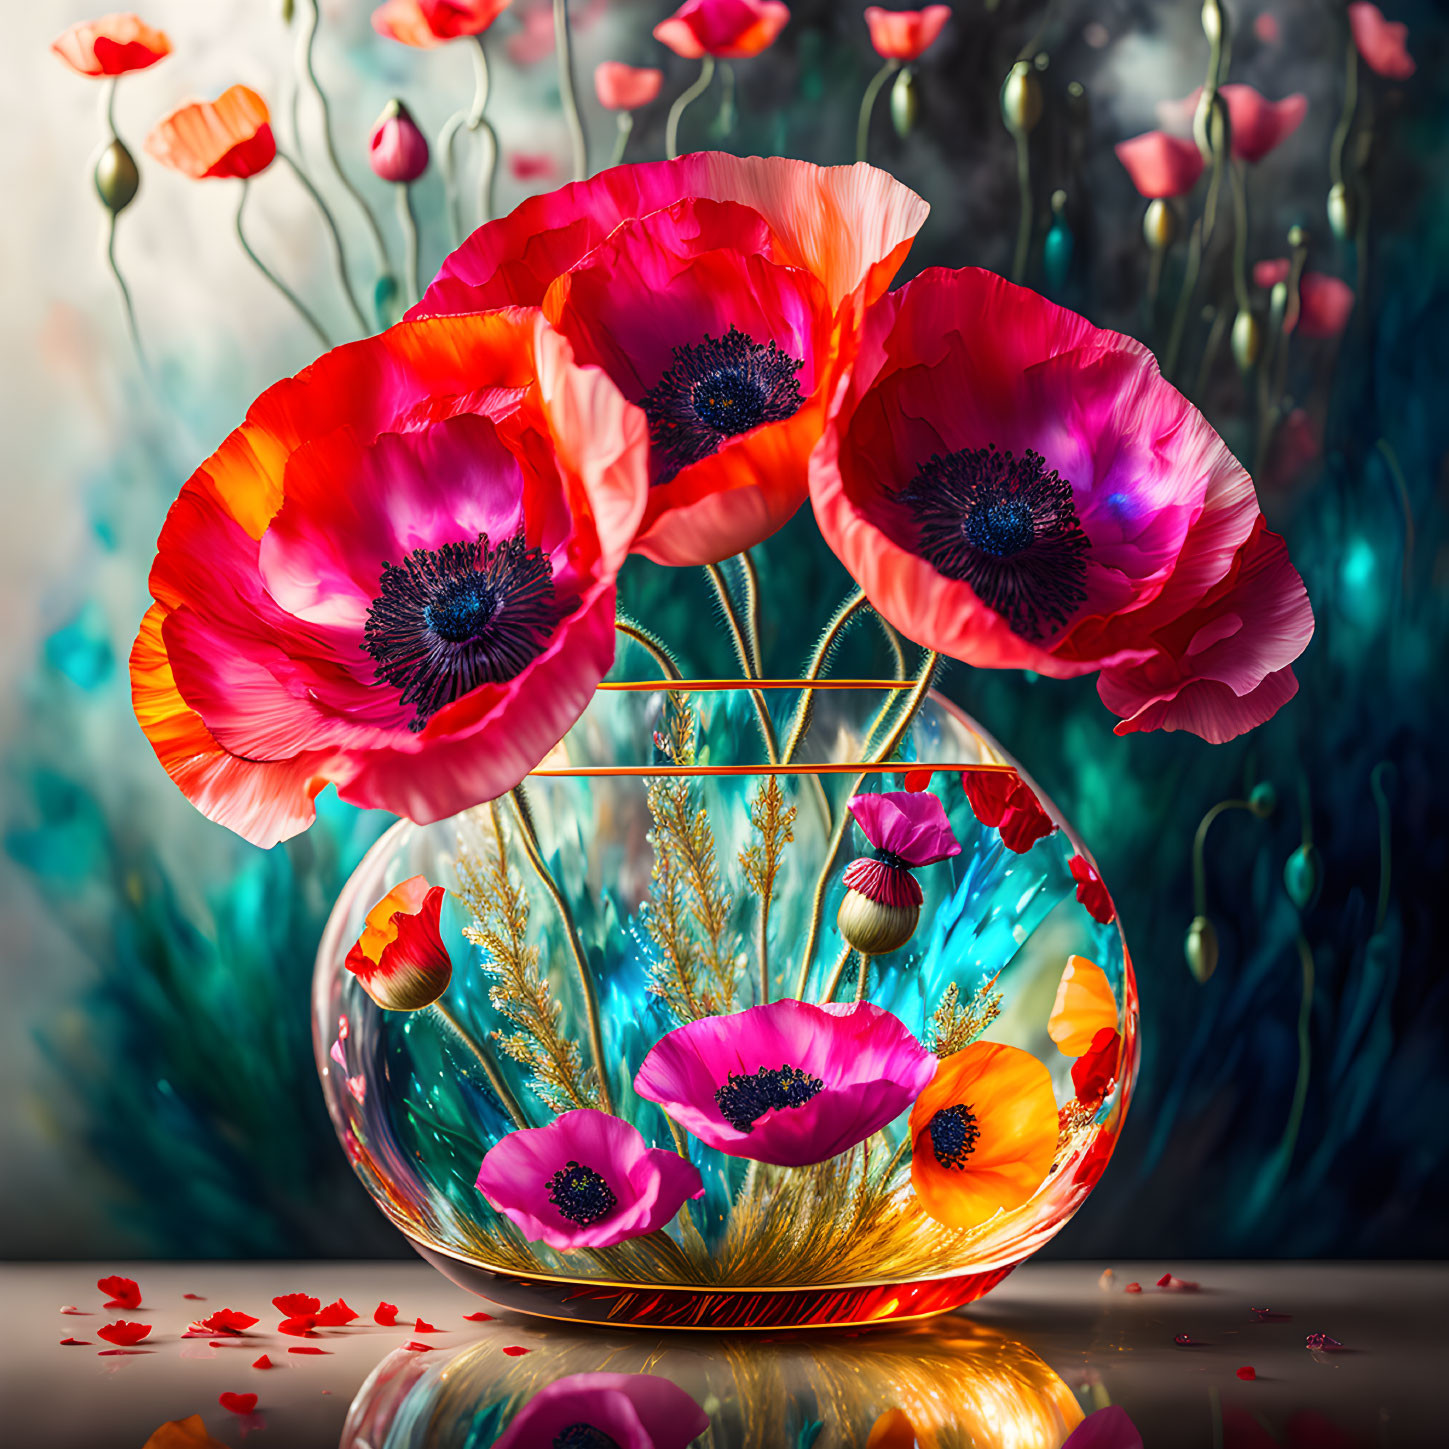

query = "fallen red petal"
(98, 1348), (151, 1356)
(218, 1392), (258, 1415)
(273, 1293), (321, 1317)
(59, 1337), (90, 1346)
(1157, 1273), (1201, 1291)
(97, 1320), (153, 1346)
(1237, 1366), (1257, 1381)
(199, 1309), (260, 1334)
(462, 1311), (493, 1322)
(288, 1346), (330, 1355)
(315, 1297), (359, 1327)
(1306, 1333), (1345, 1352)
(1174, 1333), (1205, 1347)
(413, 1318), (438, 1332)
(183, 1293), (205, 1301)
(1251, 1307), (1292, 1322)
(97, 1275), (142, 1310)
(278, 1315), (318, 1337)
(1124, 1282), (1142, 1293)
(403, 1340), (433, 1352)
(373, 1301), (399, 1326)
(502, 1346), (530, 1356)
(252, 1355), (274, 1369)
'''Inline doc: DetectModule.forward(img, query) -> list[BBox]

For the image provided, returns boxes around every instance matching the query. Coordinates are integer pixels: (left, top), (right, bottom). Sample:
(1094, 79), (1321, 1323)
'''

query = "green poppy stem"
(279, 152), (369, 334)
(431, 1001), (533, 1130)
(103, 210), (149, 377)
(397, 182), (421, 307)
(439, 35), (496, 246)
(234, 179), (332, 350)
(856, 59), (898, 165)
(609, 112), (634, 169)
(553, 0), (588, 181)
(666, 55), (715, 161)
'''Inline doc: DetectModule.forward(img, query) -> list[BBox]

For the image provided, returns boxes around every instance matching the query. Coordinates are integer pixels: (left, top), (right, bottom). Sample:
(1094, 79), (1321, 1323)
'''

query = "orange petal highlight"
(1047, 955), (1118, 1056)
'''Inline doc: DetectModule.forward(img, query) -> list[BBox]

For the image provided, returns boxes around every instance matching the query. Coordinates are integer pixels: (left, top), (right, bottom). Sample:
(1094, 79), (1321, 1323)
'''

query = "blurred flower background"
(1, 0), (1445, 1261)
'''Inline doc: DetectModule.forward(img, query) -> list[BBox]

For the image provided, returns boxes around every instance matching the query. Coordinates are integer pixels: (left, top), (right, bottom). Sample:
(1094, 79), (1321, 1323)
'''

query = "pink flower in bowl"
(476, 1109), (704, 1251)
(492, 1371), (709, 1449)
(634, 999), (937, 1166)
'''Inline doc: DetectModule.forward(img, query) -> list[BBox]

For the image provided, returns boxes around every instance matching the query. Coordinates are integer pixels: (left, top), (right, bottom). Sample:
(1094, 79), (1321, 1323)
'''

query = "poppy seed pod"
(1327, 182), (1355, 242)
(838, 877), (921, 955)
(1001, 61), (1043, 136)
(1185, 915), (1219, 983)
(94, 138), (140, 214)
(890, 67), (919, 138)
(1142, 197), (1176, 250)
(1283, 844), (1322, 910)
(1248, 781), (1278, 818)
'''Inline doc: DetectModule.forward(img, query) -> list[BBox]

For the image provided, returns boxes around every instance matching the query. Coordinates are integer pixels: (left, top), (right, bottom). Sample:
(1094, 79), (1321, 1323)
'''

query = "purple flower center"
(555, 1427), (620, 1449)
(640, 326), (804, 482)
(928, 1104), (981, 1170)
(898, 446), (1090, 641)
(363, 531), (559, 733)
(715, 1064), (824, 1133)
(546, 1160), (618, 1226)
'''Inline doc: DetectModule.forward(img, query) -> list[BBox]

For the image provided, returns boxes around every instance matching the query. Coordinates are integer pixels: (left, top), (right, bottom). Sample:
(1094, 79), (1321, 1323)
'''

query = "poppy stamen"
(640, 325), (804, 481)
(715, 1064), (824, 1134)
(928, 1103), (982, 1170)
(363, 532), (560, 733)
(899, 446), (1090, 641)
(546, 1161), (618, 1227)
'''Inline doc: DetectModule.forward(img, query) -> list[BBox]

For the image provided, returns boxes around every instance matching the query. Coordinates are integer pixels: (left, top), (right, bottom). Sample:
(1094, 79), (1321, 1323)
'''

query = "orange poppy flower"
(345, 877), (452, 1011)
(52, 13), (172, 77)
(1047, 955), (1118, 1056)
(908, 1042), (1059, 1231)
(144, 85), (276, 181)
(372, 0), (512, 49)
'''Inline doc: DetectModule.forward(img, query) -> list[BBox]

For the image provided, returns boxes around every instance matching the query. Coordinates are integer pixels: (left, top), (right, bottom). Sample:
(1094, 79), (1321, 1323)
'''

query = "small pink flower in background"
(635, 999), (937, 1166)
(509, 152), (559, 181)
(1254, 13), (1282, 45)
(1114, 132), (1203, 197)
(654, 0), (791, 60)
(843, 790), (961, 907)
(144, 85), (276, 181)
(1156, 85), (1306, 164)
(491, 1372), (709, 1449)
(52, 13), (171, 76)
(372, 0), (512, 48)
(1253, 259), (1355, 338)
(345, 877), (452, 1011)
(1062, 1405), (1143, 1449)
(369, 99), (429, 184)
(1070, 855), (1116, 924)
(475, 1109), (704, 1251)
(864, 5), (951, 62)
(963, 771), (1056, 853)
(595, 62), (664, 112)
(1348, 3), (1415, 79)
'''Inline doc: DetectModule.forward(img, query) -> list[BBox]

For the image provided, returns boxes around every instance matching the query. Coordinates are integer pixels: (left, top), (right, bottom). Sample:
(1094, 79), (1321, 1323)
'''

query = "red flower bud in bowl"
(345, 876), (452, 1011)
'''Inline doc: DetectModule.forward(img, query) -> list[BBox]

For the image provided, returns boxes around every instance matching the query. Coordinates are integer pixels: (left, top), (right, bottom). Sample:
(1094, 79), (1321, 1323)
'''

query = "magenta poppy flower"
(634, 999), (936, 1166)
(1254, 259), (1355, 338)
(492, 1372), (709, 1449)
(413, 154), (926, 567)
(595, 62), (664, 112)
(130, 310), (647, 846)
(653, 0), (790, 60)
(864, 5), (951, 61)
(369, 99), (429, 184)
(476, 1109), (704, 1251)
(1114, 132), (1203, 198)
(1349, 3), (1415, 79)
(808, 267), (1314, 743)
(1156, 84), (1306, 164)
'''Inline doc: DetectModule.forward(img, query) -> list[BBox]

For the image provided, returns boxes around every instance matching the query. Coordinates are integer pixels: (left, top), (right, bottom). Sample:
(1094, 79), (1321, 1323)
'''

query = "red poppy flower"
(1253, 260), (1355, 338)
(864, 5), (951, 62)
(962, 770), (1055, 853)
(1069, 855), (1115, 924)
(415, 154), (927, 566)
(1156, 86), (1306, 164)
(372, 0), (512, 48)
(809, 267), (1314, 742)
(130, 311), (647, 847)
(654, 0), (790, 59)
(594, 62), (664, 112)
(1114, 132), (1204, 198)
(345, 877), (452, 1011)
(51, 13), (171, 77)
(1348, 3), (1415, 79)
(144, 86), (276, 181)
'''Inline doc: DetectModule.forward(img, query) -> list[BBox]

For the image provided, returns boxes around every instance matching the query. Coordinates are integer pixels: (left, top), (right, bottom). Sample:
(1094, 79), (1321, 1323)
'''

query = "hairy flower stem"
(704, 563), (779, 764)
(738, 551), (765, 676)
(856, 59), (899, 164)
(781, 590), (870, 765)
(397, 184), (421, 306)
(234, 180), (332, 349)
(666, 56), (715, 161)
(431, 1001), (533, 1129)
(280, 153), (369, 333)
(554, 0), (589, 181)
(508, 786), (614, 1114)
(615, 617), (685, 680)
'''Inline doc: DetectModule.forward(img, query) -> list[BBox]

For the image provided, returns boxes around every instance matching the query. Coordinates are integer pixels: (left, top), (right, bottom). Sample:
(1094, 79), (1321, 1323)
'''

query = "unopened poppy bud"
(1283, 844), (1322, 910)
(1248, 781), (1277, 818)
(1231, 309), (1262, 371)
(1327, 182), (1355, 241)
(345, 876), (452, 1011)
(94, 138), (140, 214)
(1001, 61), (1043, 136)
(890, 67), (919, 138)
(1142, 197), (1176, 250)
(369, 98), (429, 184)
(1201, 0), (1224, 46)
(1185, 915), (1219, 983)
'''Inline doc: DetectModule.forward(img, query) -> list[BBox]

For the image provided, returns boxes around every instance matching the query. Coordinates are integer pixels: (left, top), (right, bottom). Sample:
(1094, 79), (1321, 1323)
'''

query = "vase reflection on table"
(315, 670), (1137, 1330)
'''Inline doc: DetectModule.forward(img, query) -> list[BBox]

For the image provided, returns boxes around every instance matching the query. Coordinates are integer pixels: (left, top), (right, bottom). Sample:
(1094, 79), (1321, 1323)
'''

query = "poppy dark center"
(554, 1427), (621, 1449)
(546, 1160), (618, 1226)
(928, 1103), (981, 1171)
(640, 326), (804, 482)
(715, 1064), (824, 1133)
(897, 446), (1090, 642)
(362, 531), (559, 734)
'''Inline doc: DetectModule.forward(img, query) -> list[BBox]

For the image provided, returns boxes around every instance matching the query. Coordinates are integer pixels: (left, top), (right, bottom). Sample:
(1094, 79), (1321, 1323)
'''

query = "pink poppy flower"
(413, 154), (927, 567)
(1114, 132), (1203, 198)
(1253, 259), (1355, 338)
(1155, 85), (1306, 164)
(864, 5), (951, 61)
(843, 789), (960, 907)
(371, 0), (512, 48)
(653, 0), (790, 60)
(130, 310), (648, 847)
(808, 267), (1314, 743)
(634, 999), (937, 1166)
(475, 1109), (704, 1250)
(595, 62), (664, 112)
(963, 771), (1055, 853)
(1254, 13), (1282, 45)
(369, 99), (429, 184)
(1348, 3), (1415, 79)
(344, 876), (451, 1010)
(492, 1372), (709, 1449)
(1069, 855), (1116, 924)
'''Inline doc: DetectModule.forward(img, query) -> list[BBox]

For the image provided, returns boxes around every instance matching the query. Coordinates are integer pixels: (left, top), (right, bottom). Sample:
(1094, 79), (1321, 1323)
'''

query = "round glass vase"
(314, 679), (1136, 1331)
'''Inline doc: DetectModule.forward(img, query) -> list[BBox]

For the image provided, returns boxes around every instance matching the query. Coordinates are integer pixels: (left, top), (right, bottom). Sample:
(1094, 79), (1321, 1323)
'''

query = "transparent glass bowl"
(315, 681), (1136, 1330)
